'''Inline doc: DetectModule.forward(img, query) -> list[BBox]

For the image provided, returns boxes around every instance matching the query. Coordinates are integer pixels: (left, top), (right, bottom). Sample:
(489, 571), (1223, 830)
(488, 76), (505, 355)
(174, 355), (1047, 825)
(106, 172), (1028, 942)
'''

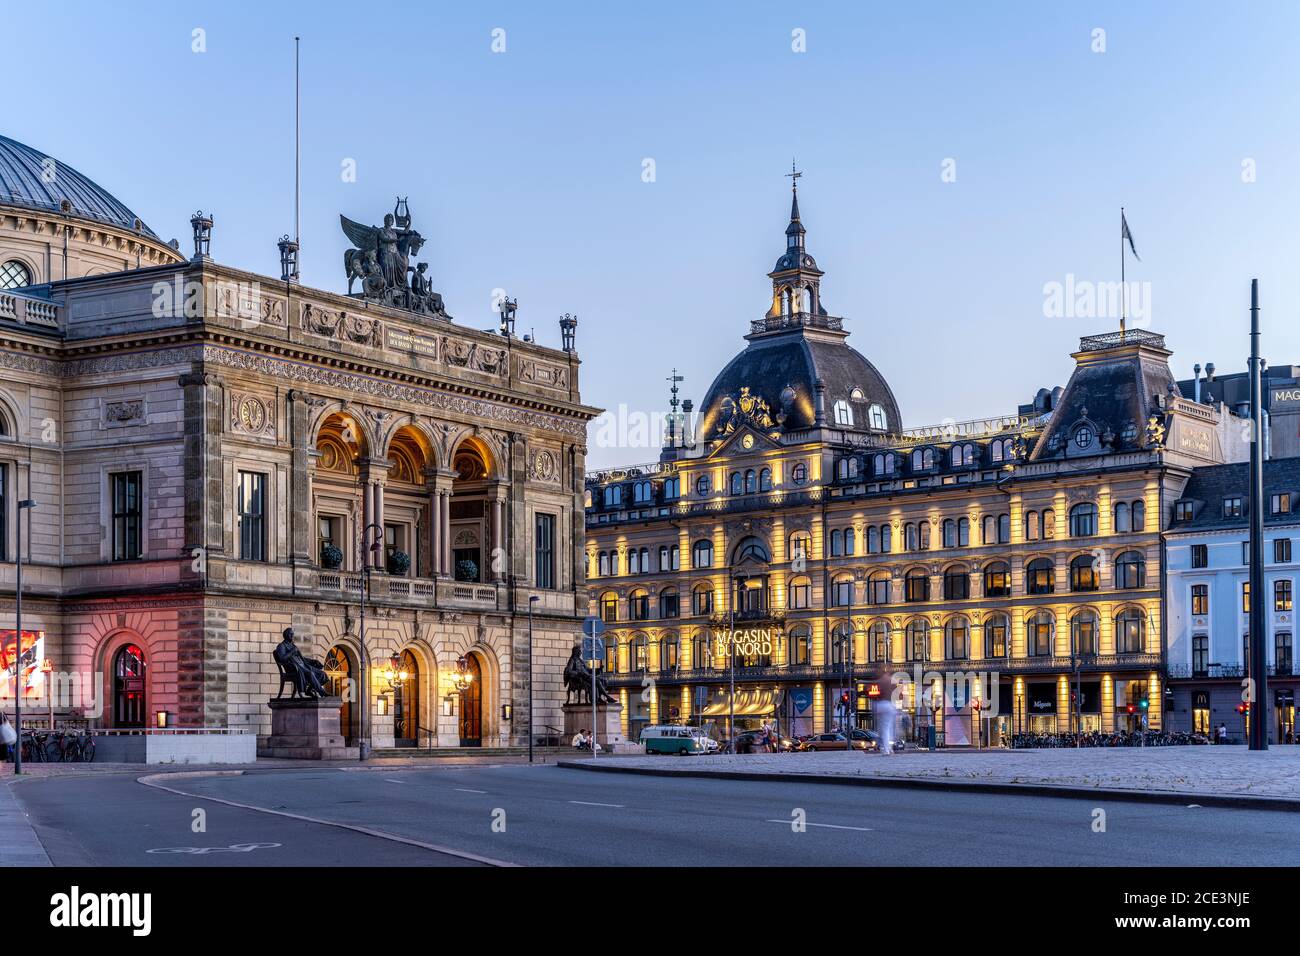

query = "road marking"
(147, 842), (281, 855)
(455, 788), (487, 794)
(136, 773), (516, 867)
(765, 820), (873, 832)
(385, 778), (409, 784)
(569, 800), (624, 808)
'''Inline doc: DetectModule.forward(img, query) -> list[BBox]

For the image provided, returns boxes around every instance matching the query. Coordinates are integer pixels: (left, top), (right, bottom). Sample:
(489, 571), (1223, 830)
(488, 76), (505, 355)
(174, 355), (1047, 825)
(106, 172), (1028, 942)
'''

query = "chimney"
(813, 378), (827, 426)
(1193, 363), (1202, 403)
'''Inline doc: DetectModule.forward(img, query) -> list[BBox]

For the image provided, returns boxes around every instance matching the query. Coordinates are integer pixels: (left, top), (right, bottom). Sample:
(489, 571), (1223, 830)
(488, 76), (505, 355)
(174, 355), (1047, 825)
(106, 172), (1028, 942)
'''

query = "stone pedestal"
(562, 701), (642, 754)
(257, 696), (359, 760)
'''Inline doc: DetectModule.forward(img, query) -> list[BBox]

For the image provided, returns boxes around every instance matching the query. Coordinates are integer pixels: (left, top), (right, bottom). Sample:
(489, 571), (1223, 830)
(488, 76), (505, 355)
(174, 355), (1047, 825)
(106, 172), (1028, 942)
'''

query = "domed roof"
(698, 328), (902, 442)
(0, 134), (158, 238)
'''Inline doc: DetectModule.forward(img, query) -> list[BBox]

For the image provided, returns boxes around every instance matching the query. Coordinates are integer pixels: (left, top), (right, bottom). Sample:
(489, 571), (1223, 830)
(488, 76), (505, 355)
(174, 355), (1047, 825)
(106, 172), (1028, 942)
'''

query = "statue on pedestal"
(273, 627), (329, 699)
(563, 645), (615, 705)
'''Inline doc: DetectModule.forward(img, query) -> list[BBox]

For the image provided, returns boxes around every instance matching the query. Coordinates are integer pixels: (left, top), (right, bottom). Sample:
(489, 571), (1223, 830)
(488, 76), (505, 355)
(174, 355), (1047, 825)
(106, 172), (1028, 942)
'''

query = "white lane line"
(455, 788), (488, 794)
(569, 800), (624, 808)
(136, 773), (516, 867)
(385, 778), (409, 784)
(765, 820), (873, 832)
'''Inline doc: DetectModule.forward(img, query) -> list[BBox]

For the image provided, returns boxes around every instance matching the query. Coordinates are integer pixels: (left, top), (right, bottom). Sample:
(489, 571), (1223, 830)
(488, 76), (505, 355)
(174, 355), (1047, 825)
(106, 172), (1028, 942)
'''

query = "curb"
(554, 761), (1300, 813)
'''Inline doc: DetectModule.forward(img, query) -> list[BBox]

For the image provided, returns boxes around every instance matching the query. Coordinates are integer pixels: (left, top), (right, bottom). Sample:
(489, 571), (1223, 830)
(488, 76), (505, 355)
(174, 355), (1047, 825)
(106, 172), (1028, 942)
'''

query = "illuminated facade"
(0, 135), (597, 748)
(584, 184), (1247, 745)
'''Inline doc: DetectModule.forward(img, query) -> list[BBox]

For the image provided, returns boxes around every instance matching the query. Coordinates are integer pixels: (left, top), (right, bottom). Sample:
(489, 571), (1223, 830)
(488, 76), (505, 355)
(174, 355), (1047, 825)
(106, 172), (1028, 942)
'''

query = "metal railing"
(1079, 329), (1166, 352)
(1167, 662), (1292, 679)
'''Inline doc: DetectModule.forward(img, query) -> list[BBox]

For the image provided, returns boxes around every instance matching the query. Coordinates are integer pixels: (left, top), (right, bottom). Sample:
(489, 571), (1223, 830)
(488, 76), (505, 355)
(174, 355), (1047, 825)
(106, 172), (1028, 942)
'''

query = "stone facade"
(0, 243), (598, 749)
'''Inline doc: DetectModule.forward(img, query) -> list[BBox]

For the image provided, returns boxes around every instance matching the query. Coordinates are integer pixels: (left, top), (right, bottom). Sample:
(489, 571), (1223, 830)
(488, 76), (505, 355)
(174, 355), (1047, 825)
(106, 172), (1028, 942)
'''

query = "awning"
(701, 689), (777, 717)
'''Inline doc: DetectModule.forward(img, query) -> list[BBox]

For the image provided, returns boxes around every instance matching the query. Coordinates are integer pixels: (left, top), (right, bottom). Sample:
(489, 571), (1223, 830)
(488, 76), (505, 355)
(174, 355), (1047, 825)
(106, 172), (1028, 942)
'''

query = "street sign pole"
(582, 616), (605, 758)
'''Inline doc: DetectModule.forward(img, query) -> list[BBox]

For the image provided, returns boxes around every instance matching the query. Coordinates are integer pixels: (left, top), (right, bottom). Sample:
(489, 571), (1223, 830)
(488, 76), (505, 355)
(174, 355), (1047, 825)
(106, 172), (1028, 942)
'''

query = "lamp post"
(728, 573), (747, 751)
(1247, 278), (1269, 750)
(528, 594), (539, 763)
(11, 498), (35, 775)
(357, 521), (384, 761)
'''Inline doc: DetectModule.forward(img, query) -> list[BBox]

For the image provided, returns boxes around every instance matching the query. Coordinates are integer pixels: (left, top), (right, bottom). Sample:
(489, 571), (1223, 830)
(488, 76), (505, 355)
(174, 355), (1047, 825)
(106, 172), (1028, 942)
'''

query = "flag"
(1121, 210), (1140, 261)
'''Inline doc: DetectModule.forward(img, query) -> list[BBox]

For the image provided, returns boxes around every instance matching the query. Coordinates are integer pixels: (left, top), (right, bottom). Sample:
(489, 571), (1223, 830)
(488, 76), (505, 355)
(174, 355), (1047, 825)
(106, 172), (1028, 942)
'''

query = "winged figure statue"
(340, 199), (446, 317)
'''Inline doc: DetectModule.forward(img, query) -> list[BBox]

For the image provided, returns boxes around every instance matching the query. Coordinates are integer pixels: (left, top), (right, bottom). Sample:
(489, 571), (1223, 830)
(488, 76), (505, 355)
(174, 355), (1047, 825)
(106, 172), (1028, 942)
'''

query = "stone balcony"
(0, 287), (60, 331)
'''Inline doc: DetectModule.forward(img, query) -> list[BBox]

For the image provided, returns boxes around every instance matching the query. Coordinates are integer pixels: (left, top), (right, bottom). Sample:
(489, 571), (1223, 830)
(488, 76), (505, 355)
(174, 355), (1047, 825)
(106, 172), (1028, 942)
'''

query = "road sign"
(582, 616), (605, 639)
(582, 635), (605, 663)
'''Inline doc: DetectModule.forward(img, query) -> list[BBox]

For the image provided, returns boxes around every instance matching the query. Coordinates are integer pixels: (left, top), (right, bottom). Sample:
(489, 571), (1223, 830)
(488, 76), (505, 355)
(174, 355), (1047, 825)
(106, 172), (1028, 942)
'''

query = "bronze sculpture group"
(563, 645), (615, 705)
(341, 199), (448, 318)
(273, 628), (331, 700)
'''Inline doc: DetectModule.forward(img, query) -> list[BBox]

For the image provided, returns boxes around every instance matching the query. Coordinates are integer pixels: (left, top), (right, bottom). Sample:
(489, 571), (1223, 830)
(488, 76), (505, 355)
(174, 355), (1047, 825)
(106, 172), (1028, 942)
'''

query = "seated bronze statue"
(273, 627), (330, 699)
(563, 645), (615, 705)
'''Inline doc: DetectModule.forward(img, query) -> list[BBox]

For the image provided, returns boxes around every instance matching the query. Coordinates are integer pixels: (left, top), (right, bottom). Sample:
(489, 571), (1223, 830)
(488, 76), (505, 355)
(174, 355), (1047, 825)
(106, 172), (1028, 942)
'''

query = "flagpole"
(1120, 206), (1126, 340)
(294, 36), (301, 270)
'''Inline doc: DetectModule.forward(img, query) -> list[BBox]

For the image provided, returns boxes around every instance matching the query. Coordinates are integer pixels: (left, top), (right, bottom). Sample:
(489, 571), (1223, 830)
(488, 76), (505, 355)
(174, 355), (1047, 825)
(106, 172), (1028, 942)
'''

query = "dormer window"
(1074, 425), (1094, 449)
(833, 400), (853, 427)
(868, 404), (887, 430)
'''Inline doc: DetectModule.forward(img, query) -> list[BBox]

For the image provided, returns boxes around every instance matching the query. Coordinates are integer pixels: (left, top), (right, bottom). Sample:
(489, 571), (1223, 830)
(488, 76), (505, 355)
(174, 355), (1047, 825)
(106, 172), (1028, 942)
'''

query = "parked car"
(798, 732), (871, 752)
(641, 725), (712, 755)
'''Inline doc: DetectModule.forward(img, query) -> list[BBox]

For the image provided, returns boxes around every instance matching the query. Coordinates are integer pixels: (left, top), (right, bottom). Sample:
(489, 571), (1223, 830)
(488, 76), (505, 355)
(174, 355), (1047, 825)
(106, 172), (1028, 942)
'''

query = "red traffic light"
(1126, 704), (1135, 714)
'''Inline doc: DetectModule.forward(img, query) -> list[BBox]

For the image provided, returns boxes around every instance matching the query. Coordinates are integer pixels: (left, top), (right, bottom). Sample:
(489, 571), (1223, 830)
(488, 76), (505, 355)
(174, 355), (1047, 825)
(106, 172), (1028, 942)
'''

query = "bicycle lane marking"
(136, 772), (516, 867)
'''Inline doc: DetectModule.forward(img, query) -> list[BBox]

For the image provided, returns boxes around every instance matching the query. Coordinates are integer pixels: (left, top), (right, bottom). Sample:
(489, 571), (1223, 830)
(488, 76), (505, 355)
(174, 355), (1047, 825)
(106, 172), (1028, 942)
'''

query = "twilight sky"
(6, 0), (1300, 468)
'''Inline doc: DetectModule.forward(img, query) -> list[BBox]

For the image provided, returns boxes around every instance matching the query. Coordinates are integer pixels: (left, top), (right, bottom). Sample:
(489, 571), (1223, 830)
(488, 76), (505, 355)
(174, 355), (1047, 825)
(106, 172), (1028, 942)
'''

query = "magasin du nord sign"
(712, 626), (778, 659)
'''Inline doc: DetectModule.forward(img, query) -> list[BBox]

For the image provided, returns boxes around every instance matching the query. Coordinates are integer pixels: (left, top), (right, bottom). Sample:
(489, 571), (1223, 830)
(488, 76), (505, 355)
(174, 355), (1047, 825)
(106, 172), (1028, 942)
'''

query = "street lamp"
(528, 594), (540, 763)
(971, 689), (982, 751)
(357, 521), (384, 761)
(11, 498), (35, 776)
(453, 656), (475, 692)
(728, 573), (747, 752)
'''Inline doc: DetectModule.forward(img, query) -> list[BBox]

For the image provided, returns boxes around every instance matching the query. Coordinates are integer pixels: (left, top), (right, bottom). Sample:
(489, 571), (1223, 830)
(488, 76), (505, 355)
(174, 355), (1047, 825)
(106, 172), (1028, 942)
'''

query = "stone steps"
(369, 746), (574, 758)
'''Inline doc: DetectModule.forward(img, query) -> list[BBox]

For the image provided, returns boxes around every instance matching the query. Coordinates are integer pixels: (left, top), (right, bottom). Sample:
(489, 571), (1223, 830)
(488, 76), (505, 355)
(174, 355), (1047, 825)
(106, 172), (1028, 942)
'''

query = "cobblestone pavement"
(578, 746), (1300, 800)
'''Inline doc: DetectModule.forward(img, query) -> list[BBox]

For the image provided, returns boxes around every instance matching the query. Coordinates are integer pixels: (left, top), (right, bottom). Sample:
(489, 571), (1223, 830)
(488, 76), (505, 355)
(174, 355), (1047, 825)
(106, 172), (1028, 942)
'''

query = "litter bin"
(925, 725), (937, 749)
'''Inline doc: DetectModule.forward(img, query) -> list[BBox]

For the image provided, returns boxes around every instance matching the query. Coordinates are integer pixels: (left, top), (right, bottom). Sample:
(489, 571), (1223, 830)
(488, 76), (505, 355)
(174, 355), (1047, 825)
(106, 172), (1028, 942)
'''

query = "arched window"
(957, 517), (969, 547)
(991, 439), (1005, 463)
(113, 643), (147, 728)
(868, 621), (891, 662)
(1027, 611), (1055, 657)
(1042, 509), (1055, 539)
(942, 519), (956, 548)
(1116, 608), (1146, 653)
(788, 626), (812, 666)
(759, 468), (772, 492)
(868, 404), (888, 430)
(868, 570), (891, 605)
(1071, 611), (1098, 657)
(830, 528), (843, 557)
(744, 469), (757, 494)
(790, 462), (807, 485)
(730, 472), (743, 495)
(829, 621), (852, 665)
(984, 613), (1009, 658)
(631, 634), (649, 671)
(600, 591), (619, 622)
(844, 527), (856, 556)
(692, 584), (714, 616)
(789, 531), (812, 564)
(943, 566), (969, 600)
(831, 573), (855, 607)
(1113, 501), (1131, 534)
(693, 632), (713, 670)
(695, 474), (711, 496)
(1131, 499), (1145, 532)
(880, 524), (893, 553)
(867, 526), (879, 553)
(632, 480), (652, 504)
(1070, 554), (1099, 591)
(692, 540), (713, 568)
(905, 568), (930, 602)
(659, 587), (679, 618)
(663, 476), (680, 499)
(629, 588), (650, 620)
(733, 536), (770, 564)
(919, 520), (930, 550)
(982, 515), (995, 545)
(945, 617), (970, 660)
(660, 633), (680, 672)
(1115, 550), (1146, 589)
(905, 620), (930, 662)
(998, 513), (1011, 544)
(983, 561), (1010, 597)
(1026, 557), (1055, 595)
(658, 545), (679, 572)
(1069, 502), (1098, 537)
(788, 575), (812, 609)
(1024, 510), (1040, 541)
(597, 551), (610, 576)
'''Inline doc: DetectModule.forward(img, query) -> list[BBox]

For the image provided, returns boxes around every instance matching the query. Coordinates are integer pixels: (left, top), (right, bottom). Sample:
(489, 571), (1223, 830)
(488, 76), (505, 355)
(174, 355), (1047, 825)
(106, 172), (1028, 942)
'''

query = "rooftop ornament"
(559, 313), (577, 352)
(340, 198), (449, 318)
(277, 234), (300, 282)
(190, 210), (213, 260)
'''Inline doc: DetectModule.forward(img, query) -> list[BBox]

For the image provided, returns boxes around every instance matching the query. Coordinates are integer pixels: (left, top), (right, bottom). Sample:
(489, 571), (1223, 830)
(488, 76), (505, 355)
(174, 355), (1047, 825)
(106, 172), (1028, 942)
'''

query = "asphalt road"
(13, 764), (1300, 866)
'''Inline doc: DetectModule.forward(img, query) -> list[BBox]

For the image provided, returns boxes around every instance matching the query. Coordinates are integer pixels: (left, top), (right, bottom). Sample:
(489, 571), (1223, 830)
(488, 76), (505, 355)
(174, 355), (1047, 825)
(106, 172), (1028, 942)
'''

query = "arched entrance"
(459, 654), (483, 746)
(113, 644), (146, 728)
(323, 645), (358, 744)
(392, 649), (419, 748)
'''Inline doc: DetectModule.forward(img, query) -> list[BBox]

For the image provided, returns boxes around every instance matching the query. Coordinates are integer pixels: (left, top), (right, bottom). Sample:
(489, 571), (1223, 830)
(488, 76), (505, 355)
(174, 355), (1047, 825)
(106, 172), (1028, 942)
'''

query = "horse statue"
(564, 645), (614, 705)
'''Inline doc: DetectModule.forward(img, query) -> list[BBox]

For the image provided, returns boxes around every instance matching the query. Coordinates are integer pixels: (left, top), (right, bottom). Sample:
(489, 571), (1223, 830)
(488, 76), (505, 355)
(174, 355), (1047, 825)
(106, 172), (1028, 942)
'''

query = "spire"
(785, 160), (805, 249)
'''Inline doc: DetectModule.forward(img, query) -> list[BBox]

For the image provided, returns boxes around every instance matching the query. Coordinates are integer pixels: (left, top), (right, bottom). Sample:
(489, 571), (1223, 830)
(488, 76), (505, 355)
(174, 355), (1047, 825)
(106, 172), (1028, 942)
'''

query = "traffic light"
(840, 691), (850, 707)
(1126, 704), (1136, 715)
(1237, 702), (1249, 715)
(1139, 697), (1149, 711)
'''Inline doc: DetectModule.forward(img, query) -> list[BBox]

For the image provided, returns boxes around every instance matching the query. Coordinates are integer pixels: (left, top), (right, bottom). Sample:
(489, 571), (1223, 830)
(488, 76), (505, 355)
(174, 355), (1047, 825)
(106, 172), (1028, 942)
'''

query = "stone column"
(424, 468), (440, 577)
(286, 391), (315, 566)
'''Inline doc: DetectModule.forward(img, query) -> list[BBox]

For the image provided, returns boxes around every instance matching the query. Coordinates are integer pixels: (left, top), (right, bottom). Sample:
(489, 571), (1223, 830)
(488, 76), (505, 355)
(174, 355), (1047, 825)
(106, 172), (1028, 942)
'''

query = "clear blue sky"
(7, 1), (1300, 468)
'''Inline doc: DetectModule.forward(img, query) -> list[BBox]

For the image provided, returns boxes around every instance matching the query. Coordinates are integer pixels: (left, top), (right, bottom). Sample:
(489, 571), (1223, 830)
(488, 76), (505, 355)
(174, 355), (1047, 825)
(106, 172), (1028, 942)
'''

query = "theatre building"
(583, 182), (1245, 745)
(0, 134), (596, 749)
